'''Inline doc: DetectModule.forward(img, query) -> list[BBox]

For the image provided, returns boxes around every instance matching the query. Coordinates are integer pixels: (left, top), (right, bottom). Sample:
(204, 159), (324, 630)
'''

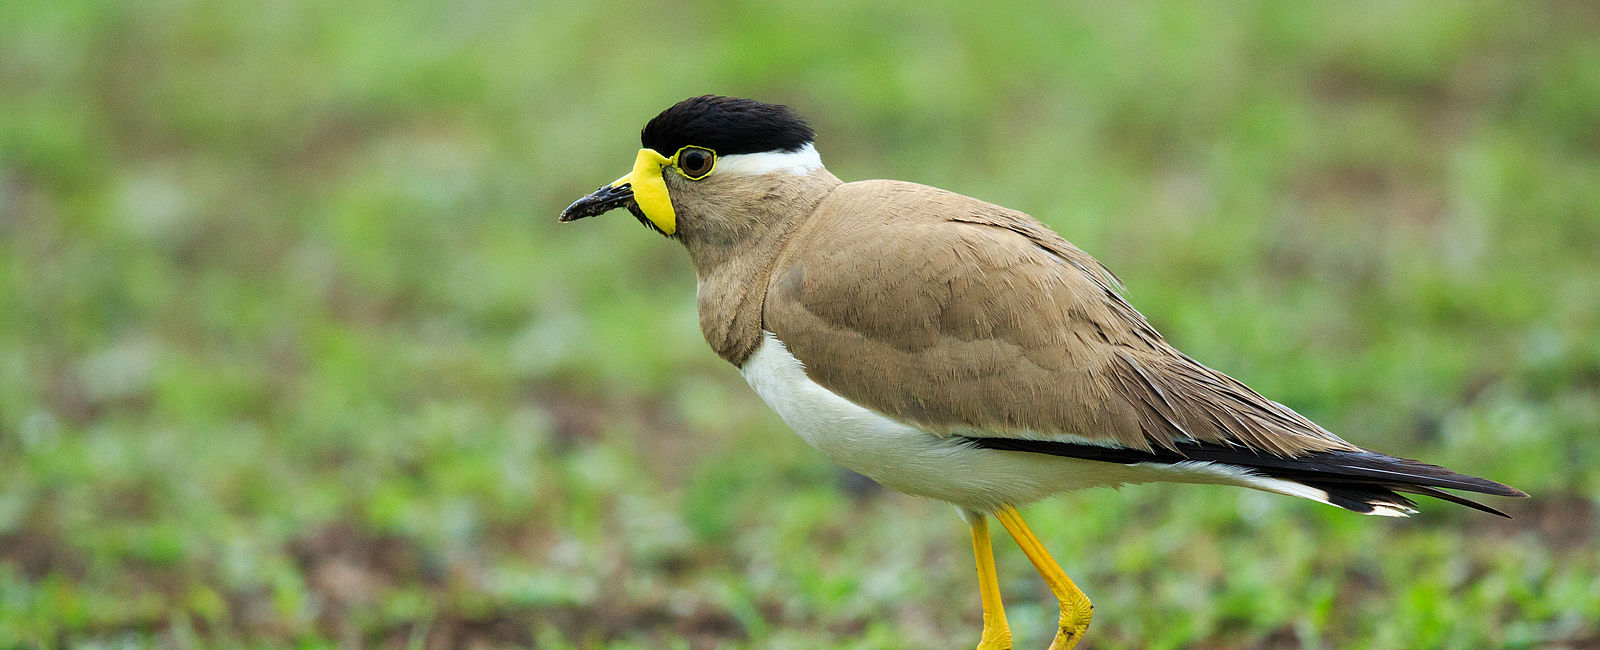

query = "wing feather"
(763, 180), (1353, 456)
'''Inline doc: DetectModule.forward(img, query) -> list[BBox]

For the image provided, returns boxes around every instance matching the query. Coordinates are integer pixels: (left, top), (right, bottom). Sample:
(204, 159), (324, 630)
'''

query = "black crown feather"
(641, 96), (814, 157)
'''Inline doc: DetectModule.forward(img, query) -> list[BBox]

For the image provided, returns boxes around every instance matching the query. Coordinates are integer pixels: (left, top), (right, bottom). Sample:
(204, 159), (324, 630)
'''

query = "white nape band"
(715, 143), (823, 176)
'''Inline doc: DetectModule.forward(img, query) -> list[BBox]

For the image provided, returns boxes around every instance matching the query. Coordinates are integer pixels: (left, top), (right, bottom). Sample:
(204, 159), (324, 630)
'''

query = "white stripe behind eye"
(713, 143), (823, 176)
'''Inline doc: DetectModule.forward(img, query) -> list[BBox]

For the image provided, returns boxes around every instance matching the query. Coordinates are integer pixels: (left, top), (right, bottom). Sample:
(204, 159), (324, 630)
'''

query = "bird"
(558, 95), (1527, 649)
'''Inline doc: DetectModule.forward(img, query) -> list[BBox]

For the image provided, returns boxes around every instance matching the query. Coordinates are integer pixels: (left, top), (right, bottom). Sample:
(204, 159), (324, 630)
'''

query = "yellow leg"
(968, 513), (1012, 650)
(994, 506), (1093, 650)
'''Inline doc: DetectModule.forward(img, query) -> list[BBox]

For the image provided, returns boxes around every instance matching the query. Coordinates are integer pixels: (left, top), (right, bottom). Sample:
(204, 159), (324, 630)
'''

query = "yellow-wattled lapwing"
(560, 95), (1526, 649)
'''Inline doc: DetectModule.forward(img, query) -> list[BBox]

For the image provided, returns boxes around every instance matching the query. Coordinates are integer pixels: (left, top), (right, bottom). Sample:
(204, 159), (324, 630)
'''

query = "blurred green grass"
(2, 1), (1598, 648)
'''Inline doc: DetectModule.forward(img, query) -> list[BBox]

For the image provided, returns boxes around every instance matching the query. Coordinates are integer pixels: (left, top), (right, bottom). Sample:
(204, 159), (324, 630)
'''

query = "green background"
(3, 1), (1598, 648)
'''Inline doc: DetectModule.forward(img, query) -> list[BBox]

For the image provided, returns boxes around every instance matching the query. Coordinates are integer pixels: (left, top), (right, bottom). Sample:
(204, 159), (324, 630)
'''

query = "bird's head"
(559, 95), (827, 239)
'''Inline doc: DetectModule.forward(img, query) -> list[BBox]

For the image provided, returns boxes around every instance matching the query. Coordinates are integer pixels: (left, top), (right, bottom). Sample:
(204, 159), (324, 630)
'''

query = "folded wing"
(764, 180), (1352, 457)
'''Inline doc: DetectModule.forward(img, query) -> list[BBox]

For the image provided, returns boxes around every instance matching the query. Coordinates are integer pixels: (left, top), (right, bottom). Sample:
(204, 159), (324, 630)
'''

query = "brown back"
(762, 180), (1355, 456)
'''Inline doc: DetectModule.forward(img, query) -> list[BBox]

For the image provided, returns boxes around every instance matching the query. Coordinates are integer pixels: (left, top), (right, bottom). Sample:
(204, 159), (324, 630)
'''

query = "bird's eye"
(677, 147), (715, 179)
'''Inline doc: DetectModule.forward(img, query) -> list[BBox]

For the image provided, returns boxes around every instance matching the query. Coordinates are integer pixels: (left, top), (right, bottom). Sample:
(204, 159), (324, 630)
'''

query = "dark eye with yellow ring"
(677, 147), (715, 179)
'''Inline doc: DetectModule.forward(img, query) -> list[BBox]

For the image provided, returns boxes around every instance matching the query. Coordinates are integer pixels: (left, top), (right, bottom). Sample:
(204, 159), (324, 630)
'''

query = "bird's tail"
(1209, 447), (1528, 518)
(963, 437), (1528, 517)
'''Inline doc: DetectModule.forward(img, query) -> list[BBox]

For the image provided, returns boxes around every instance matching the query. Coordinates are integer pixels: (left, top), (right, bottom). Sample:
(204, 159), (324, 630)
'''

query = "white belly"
(738, 332), (1159, 511)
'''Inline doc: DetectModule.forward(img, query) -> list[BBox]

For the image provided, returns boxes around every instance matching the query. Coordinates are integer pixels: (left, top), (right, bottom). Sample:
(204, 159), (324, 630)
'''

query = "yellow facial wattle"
(611, 148), (675, 235)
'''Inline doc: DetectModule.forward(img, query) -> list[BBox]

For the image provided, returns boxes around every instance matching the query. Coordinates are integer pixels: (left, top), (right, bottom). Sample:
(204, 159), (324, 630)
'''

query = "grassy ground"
(3, 1), (1599, 648)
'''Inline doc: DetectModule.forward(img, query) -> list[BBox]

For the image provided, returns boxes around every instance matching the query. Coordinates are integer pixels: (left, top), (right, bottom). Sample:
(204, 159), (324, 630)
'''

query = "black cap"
(641, 95), (814, 157)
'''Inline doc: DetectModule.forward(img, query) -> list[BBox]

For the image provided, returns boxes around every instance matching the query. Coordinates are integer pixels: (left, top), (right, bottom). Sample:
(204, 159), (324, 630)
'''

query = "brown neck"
(676, 168), (842, 366)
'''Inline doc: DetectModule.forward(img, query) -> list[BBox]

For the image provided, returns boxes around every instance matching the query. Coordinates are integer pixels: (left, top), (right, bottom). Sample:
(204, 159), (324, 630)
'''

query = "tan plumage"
(762, 179), (1352, 457)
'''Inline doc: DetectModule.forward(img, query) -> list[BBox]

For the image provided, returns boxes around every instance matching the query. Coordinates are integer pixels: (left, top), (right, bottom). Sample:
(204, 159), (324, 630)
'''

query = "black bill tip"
(559, 183), (634, 222)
